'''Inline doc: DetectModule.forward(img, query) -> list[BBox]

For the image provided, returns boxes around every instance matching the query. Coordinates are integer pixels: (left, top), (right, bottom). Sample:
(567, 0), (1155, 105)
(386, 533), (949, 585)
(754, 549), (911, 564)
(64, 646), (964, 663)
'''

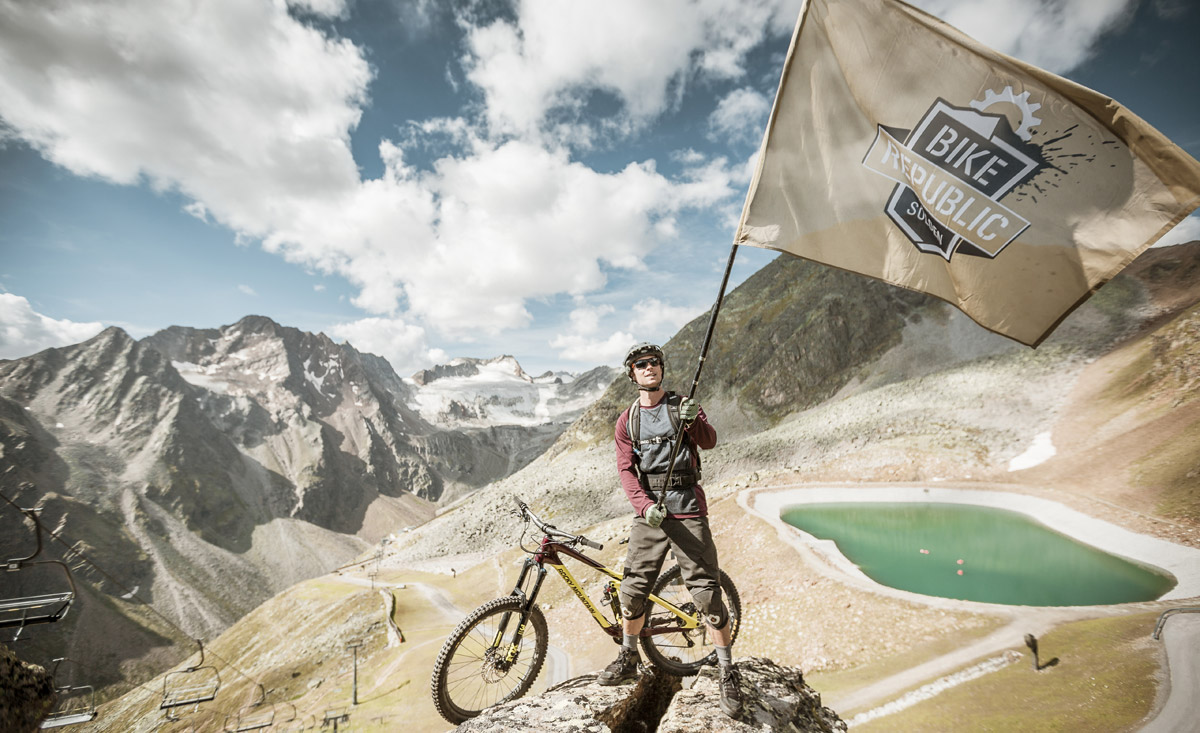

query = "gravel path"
(1140, 613), (1200, 733)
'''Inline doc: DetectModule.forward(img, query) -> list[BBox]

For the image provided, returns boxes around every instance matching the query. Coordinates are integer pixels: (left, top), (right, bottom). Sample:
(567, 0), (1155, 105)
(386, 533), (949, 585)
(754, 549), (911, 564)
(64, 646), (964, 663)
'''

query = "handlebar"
(513, 497), (603, 551)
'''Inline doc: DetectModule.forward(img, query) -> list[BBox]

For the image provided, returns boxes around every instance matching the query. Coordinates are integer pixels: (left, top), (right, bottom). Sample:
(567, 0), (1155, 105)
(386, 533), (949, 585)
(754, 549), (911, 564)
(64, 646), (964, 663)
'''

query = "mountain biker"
(597, 342), (742, 717)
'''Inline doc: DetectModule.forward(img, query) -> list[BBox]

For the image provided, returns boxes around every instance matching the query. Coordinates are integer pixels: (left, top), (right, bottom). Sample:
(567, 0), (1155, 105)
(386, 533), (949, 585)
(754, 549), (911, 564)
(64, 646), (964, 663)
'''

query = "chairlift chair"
(221, 684), (280, 732)
(161, 640), (221, 717)
(276, 712), (314, 732)
(2, 508), (77, 639)
(39, 658), (98, 729)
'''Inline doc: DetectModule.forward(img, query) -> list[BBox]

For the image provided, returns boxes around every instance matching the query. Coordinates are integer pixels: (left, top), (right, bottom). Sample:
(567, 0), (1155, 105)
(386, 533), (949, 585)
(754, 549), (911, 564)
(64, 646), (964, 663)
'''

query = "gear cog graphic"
(969, 86), (1042, 141)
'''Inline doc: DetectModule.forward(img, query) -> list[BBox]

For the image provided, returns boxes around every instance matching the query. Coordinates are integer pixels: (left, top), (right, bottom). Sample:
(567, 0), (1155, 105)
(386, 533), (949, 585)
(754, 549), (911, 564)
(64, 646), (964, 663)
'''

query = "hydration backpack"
(626, 392), (702, 485)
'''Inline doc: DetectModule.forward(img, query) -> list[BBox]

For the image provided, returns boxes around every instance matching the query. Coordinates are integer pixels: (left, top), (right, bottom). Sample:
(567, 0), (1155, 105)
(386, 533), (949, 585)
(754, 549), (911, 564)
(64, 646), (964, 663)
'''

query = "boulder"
(455, 667), (680, 732)
(0, 644), (56, 733)
(658, 657), (847, 732)
(455, 657), (845, 732)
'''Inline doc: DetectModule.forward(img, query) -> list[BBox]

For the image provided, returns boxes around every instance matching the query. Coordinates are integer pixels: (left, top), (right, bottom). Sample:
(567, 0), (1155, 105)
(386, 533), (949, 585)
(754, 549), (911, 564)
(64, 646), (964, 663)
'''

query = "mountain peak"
(233, 314), (283, 334)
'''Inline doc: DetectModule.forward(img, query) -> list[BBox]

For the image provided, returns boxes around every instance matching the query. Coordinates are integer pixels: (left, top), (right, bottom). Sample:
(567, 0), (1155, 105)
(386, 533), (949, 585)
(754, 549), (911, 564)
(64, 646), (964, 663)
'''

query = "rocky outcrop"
(456, 658), (845, 732)
(659, 659), (846, 732)
(0, 644), (56, 733)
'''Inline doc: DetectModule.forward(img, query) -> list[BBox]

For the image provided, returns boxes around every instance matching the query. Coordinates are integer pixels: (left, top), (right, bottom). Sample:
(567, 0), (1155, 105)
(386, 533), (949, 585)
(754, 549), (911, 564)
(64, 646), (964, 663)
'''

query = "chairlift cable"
(15, 636), (163, 701)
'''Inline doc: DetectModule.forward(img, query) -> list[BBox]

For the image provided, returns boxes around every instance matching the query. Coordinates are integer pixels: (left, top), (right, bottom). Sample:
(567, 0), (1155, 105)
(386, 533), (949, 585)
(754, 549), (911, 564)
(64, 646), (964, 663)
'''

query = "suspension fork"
(492, 557), (547, 663)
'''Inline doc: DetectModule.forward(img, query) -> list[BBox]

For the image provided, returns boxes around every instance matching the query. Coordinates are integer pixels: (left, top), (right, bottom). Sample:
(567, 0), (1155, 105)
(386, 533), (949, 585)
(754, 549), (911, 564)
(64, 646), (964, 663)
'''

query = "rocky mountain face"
(404, 356), (618, 503)
(0, 315), (614, 694)
(554, 240), (1181, 452)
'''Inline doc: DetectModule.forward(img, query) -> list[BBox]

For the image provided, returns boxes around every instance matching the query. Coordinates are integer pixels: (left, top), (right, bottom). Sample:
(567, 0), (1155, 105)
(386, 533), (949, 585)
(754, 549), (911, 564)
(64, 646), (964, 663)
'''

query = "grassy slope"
(853, 613), (1162, 732)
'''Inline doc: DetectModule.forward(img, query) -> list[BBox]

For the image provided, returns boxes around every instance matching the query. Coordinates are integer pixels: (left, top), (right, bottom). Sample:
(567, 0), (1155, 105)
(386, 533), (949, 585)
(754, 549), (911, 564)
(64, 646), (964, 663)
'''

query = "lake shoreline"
(742, 483), (1200, 606)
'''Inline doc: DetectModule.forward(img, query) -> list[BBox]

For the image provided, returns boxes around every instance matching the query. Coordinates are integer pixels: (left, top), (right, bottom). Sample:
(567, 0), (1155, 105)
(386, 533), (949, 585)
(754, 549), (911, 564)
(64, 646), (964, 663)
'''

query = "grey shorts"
(619, 515), (728, 628)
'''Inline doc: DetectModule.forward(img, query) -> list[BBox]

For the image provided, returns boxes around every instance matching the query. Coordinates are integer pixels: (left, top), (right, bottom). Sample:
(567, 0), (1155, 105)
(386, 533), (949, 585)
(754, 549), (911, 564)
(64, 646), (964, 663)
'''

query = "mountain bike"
(430, 497), (741, 724)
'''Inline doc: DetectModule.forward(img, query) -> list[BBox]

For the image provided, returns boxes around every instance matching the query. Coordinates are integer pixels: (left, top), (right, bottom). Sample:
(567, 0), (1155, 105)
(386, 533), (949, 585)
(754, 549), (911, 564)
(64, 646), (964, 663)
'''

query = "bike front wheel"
(430, 595), (549, 724)
(641, 565), (741, 676)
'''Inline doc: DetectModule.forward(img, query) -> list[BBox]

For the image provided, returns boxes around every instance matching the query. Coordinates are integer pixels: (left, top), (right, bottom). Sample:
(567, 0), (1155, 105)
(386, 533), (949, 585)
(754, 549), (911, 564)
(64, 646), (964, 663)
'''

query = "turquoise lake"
(780, 502), (1175, 606)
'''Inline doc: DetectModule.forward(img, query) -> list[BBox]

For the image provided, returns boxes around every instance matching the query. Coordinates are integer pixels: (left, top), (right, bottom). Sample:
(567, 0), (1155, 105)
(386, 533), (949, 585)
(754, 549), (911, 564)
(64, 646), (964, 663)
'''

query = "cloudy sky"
(1, 0), (1197, 375)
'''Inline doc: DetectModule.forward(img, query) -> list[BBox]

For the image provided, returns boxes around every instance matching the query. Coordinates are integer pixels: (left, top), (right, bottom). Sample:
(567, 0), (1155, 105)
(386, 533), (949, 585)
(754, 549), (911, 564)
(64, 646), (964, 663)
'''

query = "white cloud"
(913, 0), (1136, 72)
(460, 0), (800, 142)
(367, 139), (733, 338)
(1155, 215), (1200, 247)
(0, 0), (370, 202)
(238, 284), (258, 296)
(287, 0), (349, 18)
(628, 298), (706, 339)
(327, 316), (437, 375)
(549, 301), (634, 365)
(0, 294), (105, 360)
(550, 329), (636, 366)
(708, 87), (771, 144)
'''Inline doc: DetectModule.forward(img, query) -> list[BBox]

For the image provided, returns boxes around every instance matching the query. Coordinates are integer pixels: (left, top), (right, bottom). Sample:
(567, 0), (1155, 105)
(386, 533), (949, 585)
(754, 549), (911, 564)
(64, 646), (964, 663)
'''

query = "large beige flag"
(735, 0), (1200, 346)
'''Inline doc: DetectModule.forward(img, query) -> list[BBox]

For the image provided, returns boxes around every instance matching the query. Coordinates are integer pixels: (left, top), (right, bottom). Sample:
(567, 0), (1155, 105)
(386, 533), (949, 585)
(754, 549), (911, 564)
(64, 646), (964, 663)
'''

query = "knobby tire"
(430, 595), (548, 724)
(640, 565), (741, 676)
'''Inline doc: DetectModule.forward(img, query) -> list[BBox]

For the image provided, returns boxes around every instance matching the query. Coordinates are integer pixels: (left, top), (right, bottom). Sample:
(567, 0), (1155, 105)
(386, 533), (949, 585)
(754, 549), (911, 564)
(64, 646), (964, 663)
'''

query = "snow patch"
(407, 359), (603, 427)
(1008, 431), (1056, 471)
(303, 357), (326, 393)
(172, 361), (230, 394)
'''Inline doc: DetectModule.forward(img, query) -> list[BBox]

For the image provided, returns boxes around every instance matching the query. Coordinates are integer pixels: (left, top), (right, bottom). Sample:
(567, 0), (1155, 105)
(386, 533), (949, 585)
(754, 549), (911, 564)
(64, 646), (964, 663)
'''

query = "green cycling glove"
(679, 397), (699, 423)
(645, 504), (666, 528)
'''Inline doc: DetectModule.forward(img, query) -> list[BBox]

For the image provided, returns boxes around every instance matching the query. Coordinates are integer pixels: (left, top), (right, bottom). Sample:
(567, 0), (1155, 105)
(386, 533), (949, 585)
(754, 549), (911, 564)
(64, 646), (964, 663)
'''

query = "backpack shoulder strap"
(627, 398), (642, 451)
(663, 391), (681, 433)
(628, 392), (690, 458)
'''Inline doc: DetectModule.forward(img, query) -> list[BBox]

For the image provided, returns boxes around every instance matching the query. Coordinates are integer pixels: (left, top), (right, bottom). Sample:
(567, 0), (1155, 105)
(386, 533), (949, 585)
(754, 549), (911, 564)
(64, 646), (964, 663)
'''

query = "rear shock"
(602, 580), (623, 630)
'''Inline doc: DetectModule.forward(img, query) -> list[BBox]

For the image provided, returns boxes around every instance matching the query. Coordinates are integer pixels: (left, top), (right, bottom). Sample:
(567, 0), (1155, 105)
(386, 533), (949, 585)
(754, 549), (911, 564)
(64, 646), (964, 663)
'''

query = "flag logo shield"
(863, 91), (1042, 261)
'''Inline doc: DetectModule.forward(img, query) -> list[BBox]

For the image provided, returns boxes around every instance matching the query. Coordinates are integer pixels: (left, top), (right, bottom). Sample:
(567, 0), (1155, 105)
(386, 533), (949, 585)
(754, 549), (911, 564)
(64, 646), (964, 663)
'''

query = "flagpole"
(655, 242), (740, 511)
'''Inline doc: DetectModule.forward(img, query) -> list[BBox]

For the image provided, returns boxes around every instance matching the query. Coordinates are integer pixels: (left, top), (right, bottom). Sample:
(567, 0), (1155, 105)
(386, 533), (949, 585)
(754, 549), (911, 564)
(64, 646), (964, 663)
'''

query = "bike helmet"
(623, 342), (666, 387)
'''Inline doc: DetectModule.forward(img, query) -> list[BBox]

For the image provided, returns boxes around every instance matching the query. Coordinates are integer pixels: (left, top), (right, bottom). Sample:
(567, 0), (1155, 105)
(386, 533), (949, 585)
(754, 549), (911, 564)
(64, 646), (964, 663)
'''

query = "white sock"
(715, 644), (733, 668)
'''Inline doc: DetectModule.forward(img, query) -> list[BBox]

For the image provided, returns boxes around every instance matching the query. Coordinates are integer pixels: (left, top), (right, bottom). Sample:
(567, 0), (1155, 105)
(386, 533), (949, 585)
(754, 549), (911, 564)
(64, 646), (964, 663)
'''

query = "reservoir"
(781, 502), (1175, 606)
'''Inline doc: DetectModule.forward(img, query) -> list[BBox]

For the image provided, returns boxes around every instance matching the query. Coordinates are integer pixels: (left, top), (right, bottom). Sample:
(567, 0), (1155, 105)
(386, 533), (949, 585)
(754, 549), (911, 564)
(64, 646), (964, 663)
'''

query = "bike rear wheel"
(640, 565), (741, 676)
(430, 595), (548, 724)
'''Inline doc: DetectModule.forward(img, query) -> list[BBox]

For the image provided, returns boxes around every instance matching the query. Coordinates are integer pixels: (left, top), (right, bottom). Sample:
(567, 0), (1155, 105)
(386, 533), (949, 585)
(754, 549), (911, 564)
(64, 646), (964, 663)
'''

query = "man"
(597, 342), (742, 718)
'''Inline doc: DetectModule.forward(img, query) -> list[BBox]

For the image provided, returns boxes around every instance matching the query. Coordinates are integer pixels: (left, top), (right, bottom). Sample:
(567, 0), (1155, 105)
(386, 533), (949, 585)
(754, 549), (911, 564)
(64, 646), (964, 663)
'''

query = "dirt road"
(1140, 612), (1200, 732)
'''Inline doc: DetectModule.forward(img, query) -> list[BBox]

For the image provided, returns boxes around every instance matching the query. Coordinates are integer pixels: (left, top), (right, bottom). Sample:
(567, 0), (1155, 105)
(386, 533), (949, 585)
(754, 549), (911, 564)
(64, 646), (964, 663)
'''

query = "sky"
(1, 0), (1198, 376)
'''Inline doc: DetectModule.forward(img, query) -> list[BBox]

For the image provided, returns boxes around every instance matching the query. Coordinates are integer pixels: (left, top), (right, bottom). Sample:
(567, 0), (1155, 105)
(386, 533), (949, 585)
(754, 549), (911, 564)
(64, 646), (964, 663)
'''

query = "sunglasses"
(633, 357), (661, 369)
